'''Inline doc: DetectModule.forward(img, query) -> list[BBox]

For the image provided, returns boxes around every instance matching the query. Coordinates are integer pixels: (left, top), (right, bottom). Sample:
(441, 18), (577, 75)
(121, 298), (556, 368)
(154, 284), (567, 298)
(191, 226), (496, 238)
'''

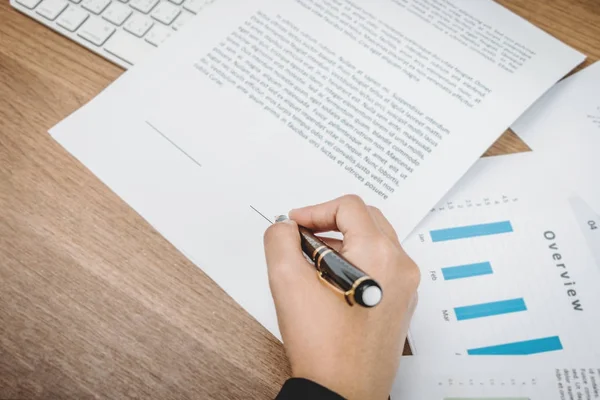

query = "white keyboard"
(10, 0), (215, 68)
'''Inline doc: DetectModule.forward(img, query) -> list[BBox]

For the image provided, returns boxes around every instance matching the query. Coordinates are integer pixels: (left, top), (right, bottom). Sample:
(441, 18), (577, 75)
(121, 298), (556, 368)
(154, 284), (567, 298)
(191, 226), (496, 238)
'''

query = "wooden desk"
(1, 1), (599, 398)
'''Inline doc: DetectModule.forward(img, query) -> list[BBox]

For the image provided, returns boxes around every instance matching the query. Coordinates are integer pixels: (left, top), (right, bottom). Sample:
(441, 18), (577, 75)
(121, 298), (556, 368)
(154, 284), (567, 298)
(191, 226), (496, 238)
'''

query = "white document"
(512, 61), (600, 210)
(404, 152), (600, 356)
(392, 355), (600, 399)
(53, 0), (584, 239)
(51, 0), (584, 340)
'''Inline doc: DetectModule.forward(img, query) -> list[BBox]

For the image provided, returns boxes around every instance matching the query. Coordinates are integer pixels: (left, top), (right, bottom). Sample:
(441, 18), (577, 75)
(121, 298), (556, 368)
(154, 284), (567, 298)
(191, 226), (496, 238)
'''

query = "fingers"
(264, 218), (313, 285)
(289, 195), (380, 238)
(367, 206), (400, 245)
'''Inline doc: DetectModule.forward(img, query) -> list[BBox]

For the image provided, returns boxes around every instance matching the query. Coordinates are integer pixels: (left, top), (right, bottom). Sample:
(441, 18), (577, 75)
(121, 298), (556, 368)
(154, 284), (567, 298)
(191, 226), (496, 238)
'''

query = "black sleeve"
(275, 378), (346, 400)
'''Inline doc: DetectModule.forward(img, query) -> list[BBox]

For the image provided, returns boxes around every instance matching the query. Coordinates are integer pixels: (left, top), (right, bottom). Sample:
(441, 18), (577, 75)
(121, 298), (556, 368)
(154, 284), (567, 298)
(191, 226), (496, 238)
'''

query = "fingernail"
(275, 215), (290, 223)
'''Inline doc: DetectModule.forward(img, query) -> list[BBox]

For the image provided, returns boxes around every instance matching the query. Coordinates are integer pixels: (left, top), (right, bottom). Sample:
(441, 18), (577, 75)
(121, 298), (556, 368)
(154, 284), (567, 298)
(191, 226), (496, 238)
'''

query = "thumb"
(264, 216), (314, 291)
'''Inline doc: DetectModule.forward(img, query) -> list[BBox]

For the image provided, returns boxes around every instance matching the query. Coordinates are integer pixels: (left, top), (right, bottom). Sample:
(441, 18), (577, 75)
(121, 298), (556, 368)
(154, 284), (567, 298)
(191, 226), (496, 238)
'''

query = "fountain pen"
(276, 215), (383, 307)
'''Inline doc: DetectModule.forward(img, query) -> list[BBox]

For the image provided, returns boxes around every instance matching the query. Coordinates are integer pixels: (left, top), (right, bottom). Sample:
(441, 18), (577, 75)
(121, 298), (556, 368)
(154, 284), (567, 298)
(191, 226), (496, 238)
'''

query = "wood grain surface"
(1, 1), (599, 398)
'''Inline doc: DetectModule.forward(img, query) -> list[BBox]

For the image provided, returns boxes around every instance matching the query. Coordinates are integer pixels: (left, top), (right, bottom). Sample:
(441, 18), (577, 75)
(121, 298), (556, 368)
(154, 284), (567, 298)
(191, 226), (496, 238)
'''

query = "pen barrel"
(298, 226), (381, 307)
(298, 226), (326, 257)
(319, 251), (366, 291)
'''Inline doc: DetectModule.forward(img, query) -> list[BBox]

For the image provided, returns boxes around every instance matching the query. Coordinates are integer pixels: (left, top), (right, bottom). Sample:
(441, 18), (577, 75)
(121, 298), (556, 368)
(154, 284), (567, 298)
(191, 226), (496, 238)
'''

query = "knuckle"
(367, 205), (382, 216)
(378, 243), (421, 286)
(340, 194), (365, 207)
(402, 258), (421, 288)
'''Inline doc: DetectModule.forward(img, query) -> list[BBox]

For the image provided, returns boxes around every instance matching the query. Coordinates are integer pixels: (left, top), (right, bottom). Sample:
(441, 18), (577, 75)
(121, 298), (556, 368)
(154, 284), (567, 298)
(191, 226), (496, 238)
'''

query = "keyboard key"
(123, 14), (153, 37)
(77, 17), (115, 45)
(81, 0), (110, 14)
(56, 5), (89, 30)
(69, 0), (82, 4)
(16, 0), (42, 9)
(104, 30), (154, 65)
(35, 0), (68, 20)
(145, 24), (171, 46)
(168, 0), (182, 5)
(129, 0), (158, 13)
(151, 2), (179, 25)
(102, 1), (131, 25)
(182, 0), (205, 14)
(171, 10), (191, 31)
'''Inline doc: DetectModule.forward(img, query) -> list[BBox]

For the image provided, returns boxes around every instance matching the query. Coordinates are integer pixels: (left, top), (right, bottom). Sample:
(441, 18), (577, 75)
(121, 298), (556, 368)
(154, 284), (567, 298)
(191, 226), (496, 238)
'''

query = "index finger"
(289, 195), (381, 238)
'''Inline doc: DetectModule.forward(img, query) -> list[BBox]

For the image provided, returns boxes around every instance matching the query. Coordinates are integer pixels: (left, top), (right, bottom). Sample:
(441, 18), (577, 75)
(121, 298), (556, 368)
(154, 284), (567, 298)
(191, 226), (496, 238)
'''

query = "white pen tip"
(361, 286), (382, 306)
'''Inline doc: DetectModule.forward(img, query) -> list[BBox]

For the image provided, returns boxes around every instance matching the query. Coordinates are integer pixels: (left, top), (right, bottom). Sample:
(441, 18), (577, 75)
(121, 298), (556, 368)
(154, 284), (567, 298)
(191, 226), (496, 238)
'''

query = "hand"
(264, 195), (420, 400)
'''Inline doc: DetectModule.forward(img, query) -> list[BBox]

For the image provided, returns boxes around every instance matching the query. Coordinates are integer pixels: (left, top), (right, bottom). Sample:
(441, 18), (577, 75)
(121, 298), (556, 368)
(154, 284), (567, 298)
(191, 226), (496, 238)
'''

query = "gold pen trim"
(317, 271), (345, 296)
(312, 245), (328, 261)
(312, 245), (374, 307)
(316, 249), (333, 269)
(344, 276), (371, 306)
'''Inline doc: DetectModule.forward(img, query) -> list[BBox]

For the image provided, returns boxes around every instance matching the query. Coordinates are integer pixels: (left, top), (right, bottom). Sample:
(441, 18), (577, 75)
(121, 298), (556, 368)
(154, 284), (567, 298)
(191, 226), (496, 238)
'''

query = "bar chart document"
(404, 195), (600, 356)
(391, 356), (600, 399)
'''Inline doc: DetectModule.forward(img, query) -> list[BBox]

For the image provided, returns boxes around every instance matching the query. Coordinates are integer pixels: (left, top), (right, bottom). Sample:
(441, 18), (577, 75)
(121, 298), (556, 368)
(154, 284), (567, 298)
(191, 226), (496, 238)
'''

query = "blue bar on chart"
(442, 262), (493, 280)
(455, 298), (527, 321)
(430, 221), (513, 242)
(467, 336), (563, 355)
